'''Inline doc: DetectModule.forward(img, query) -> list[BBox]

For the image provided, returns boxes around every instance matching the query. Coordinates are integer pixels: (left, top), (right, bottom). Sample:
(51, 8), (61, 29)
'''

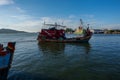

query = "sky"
(0, 0), (120, 32)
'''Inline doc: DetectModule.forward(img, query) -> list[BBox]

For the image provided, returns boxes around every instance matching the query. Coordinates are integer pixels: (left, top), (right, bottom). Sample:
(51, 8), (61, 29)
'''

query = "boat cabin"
(38, 23), (66, 40)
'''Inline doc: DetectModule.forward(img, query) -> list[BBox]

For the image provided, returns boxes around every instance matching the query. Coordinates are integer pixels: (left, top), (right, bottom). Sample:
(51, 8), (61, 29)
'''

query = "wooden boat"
(0, 42), (16, 80)
(37, 20), (92, 43)
(37, 34), (92, 43)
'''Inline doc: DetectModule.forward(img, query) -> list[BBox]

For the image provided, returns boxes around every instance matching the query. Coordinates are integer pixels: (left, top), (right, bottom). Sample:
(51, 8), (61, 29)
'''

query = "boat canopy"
(42, 22), (66, 30)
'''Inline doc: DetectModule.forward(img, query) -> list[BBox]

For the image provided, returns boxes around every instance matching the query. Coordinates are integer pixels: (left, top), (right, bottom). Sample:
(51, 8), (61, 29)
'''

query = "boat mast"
(87, 24), (90, 28)
(55, 22), (57, 28)
(80, 19), (83, 27)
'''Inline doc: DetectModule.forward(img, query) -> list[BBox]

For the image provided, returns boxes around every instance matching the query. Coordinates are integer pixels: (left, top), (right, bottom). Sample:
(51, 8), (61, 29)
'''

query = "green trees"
(65, 28), (74, 33)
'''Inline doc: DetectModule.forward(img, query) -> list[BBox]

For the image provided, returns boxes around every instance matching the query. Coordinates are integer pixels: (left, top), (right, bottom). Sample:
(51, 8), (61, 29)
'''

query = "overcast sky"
(0, 0), (120, 32)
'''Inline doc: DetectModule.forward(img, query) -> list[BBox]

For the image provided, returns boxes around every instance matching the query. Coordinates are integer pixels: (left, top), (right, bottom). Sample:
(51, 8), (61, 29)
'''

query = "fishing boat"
(37, 20), (92, 43)
(0, 42), (16, 80)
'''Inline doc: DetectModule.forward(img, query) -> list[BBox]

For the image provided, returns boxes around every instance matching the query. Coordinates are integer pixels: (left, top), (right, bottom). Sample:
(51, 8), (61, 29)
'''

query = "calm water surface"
(0, 33), (120, 80)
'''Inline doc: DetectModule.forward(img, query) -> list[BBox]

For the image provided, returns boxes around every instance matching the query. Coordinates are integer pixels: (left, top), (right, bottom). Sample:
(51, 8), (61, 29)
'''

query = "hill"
(0, 29), (27, 33)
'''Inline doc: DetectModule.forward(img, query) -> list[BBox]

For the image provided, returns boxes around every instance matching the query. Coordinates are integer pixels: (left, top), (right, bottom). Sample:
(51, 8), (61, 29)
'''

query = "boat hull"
(0, 42), (16, 80)
(38, 35), (91, 43)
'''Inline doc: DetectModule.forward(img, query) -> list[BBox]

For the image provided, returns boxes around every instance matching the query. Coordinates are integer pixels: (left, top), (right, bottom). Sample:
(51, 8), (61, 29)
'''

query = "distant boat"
(37, 20), (92, 43)
(0, 42), (16, 80)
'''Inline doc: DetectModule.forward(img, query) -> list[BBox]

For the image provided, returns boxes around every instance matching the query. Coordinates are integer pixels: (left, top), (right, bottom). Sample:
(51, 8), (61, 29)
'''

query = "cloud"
(10, 15), (31, 21)
(0, 0), (14, 5)
(15, 7), (25, 13)
(0, 13), (103, 32)
(69, 15), (76, 19)
(82, 14), (94, 19)
(2, 15), (100, 32)
(3, 14), (120, 32)
(103, 24), (120, 29)
(5, 17), (79, 32)
(40, 17), (78, 28)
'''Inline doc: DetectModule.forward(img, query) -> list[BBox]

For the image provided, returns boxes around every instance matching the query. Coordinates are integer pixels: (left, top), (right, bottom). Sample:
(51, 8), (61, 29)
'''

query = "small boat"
(0, 42), (16, 80)
(37, 20), (92, 43)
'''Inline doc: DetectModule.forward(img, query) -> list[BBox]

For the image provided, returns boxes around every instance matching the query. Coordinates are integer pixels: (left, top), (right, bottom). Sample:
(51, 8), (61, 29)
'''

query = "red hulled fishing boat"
(37, 20), (92, 43)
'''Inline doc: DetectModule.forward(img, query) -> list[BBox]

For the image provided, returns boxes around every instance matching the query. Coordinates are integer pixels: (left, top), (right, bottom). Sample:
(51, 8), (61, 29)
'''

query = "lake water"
(0, 33), (120, 80)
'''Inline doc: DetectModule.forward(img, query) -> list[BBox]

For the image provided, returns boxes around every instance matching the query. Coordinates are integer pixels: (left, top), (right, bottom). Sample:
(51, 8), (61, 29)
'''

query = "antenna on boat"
(80, 19), (83, 26)
(62, 21), (63, 25)
(55, 22), (57, 28)
(43, 21), (45, 25)
(87, 24), (90, 28)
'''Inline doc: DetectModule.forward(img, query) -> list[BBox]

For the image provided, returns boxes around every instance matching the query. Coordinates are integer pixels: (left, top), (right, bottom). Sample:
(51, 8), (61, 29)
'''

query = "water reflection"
(38, 42), (65, 55)
(38, 42), (91, 55)
(8, 71), (58, 80)
(66, 43), (91, 54)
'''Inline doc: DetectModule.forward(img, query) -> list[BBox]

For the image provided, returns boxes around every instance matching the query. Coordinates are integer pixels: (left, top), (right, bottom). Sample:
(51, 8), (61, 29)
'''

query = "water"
(0, 33), (120, 80)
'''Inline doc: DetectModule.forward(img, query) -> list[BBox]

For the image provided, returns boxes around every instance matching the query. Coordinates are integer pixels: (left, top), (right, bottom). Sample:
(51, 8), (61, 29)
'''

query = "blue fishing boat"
(0, 42), (16, 80)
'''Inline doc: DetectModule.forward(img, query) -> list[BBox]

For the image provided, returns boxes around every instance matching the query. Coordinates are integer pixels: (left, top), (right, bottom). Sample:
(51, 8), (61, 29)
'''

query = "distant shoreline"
(0, 29), (28, 34)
